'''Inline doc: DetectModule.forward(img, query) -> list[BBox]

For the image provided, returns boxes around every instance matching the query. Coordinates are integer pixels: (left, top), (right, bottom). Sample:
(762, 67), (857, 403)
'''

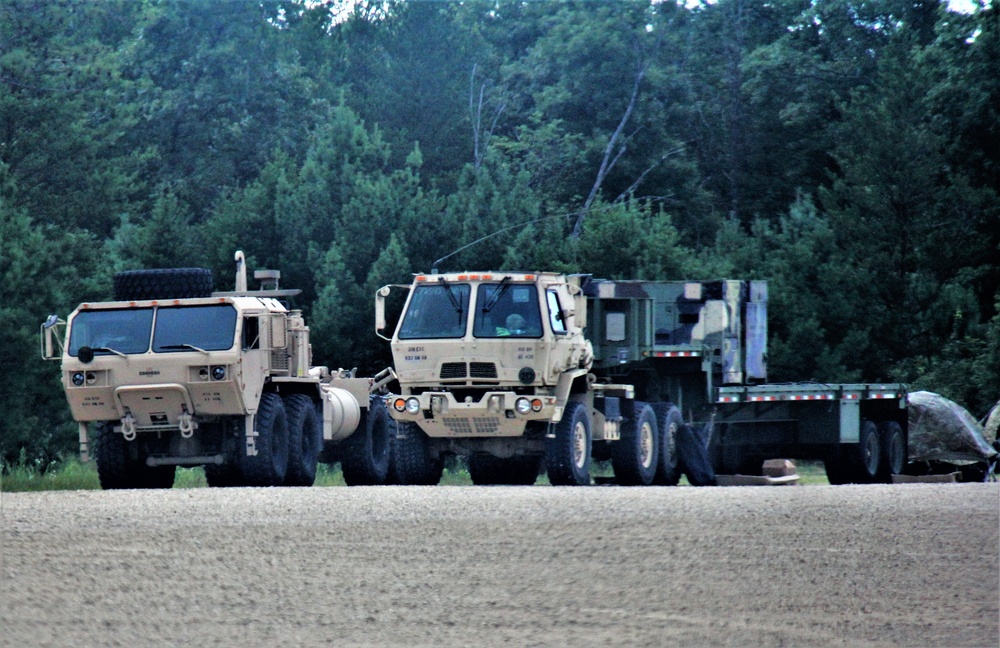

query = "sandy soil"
(1, 483), (997, 648)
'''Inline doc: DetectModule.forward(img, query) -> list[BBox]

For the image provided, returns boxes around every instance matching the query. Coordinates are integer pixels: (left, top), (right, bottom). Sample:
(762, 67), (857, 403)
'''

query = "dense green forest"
(1, 0), (997, 466)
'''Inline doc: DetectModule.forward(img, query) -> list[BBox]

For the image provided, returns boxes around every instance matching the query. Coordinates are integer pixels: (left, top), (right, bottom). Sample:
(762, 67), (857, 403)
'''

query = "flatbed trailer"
(584, 278), (908, 483)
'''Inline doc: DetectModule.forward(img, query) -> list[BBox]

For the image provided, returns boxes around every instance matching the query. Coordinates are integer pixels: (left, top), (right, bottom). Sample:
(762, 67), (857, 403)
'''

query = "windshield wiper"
(437, 277), (464, 313)
(481, 276), (512, 313)
(159, 343), (210, 355)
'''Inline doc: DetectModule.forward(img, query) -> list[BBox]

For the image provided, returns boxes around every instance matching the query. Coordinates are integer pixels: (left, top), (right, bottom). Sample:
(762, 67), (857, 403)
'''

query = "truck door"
(239, 313), (268, 413)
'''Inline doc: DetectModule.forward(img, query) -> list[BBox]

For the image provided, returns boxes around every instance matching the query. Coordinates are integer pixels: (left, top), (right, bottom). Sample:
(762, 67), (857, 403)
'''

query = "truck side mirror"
(39, 316), (66, 360)
(375, 286), (391, 340)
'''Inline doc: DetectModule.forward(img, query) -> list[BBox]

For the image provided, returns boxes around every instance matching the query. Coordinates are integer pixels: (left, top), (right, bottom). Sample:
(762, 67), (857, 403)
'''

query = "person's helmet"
(505, 313), (526, 332)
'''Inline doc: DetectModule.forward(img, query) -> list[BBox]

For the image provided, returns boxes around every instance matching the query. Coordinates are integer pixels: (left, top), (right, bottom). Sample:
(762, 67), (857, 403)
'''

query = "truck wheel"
(205, 463), (243, 487)
(239, 392), (289, 487)
(139, 464), (177, 489)
(389, 421), (443, 485)
(651, 404), (682, 486)
(94, 422), (142, 489)
(113, 268), (214, 301)
(877, 420), (906, 481)
(468, 454), (540, 485)
(612, 402), (659, 485)
(283, 394), (321, 487)
(545, 401), (591, 486)
(341, 399), (391, 486)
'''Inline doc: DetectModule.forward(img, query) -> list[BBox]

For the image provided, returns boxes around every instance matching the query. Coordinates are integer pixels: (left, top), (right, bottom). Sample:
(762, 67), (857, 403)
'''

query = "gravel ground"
(1, 483), (997, 648)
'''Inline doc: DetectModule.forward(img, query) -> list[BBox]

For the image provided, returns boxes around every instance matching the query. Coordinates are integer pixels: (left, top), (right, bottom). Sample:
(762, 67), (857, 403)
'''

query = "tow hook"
(179, 410), (194, 438)
(121, 412), (137, 441)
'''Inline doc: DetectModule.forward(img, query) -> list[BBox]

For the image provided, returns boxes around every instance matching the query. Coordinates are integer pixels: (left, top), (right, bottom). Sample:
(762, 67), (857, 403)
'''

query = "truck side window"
(547, 289), (567, 334)
(243, 316), (260, 350)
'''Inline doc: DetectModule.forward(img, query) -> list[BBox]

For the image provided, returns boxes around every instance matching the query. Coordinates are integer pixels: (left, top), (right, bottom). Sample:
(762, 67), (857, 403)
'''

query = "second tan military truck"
(376, 272), (908, 486)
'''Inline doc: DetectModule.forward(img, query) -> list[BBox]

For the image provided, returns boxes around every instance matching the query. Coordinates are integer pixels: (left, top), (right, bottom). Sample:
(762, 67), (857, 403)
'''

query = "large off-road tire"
(468, 454), (540, 485)
(94, 422), (175, 489)
(204, 463), (243, 488)
(651, 404), (682, 486)
(612, 402), (659, 485)
(283, 394), (321, 487)
(341, 399), (392, 486)
(139, 464), (177, 489)
(238, 392), (289, 487)
(113, 267), (214, 301)
(95, 422), (141, 489)
(545, 401), (592, 486)
(388, 421), (443, 485)
(877, 420), (906, 481)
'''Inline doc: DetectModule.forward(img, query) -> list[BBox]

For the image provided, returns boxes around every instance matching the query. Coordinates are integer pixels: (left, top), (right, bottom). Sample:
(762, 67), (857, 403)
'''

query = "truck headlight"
(211, 365), (227, 381)
(71, 372), (85, 387)
(405, 397), (421, 414)
(515, 397), (532, 414)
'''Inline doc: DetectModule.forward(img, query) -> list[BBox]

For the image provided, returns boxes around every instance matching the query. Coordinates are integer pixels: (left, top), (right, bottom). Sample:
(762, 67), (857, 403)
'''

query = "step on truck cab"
(42, 252), (393, 489)
(377, 272), (908, 486)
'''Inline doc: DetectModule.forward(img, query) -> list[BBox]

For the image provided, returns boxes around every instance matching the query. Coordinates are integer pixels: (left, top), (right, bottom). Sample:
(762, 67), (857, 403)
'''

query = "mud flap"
(678, 422), (716, 486)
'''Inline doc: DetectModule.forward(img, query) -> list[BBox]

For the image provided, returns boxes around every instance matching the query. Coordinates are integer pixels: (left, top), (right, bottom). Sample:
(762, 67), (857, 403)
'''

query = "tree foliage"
(1, 0), (996, 464)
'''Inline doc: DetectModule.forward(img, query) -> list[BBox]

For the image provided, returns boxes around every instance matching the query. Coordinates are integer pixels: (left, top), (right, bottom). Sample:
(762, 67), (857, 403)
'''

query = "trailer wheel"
(545, 401), (591, 486)
(652, 404), (682, 486)
(238, 392), (289, 487)
(856, 419), (882, 482)
(826, 419), (881, 484)
(341, 399), (391, 486)
(823, 449), (852, 485)
(389, 421), (443, 485)
(283, 394), (321, 487)
(468, 454), (540, 485)
(612, 402), (659, 485)
(877, 420), (906, 481)
(113, 267), (214, 301)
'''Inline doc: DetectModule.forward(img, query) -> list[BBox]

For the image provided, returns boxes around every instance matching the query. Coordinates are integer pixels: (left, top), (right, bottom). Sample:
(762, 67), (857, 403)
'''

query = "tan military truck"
(376, 272), (909, 486)
(41, 252), (392, 489)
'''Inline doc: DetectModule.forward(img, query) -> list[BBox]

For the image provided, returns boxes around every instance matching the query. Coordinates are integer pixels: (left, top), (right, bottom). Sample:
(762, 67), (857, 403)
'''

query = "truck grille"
(271, 350), (290, 373)
(469, 362), (498, 378)
(442, 417), (501, 435)
(440, 363), (467, 379)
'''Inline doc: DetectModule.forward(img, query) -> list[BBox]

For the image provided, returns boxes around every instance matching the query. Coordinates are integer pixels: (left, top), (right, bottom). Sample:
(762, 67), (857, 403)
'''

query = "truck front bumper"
(387, 391), (560, 438)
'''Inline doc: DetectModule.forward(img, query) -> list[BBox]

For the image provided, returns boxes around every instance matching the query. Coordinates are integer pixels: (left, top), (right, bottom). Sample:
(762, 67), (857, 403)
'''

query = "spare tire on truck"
(113, 268), (214, 301)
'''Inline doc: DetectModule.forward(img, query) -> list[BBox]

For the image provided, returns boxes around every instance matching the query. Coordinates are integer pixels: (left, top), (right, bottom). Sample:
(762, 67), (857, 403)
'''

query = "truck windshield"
(152, 305), (237, 352)
(68, 308), (154, 357)
(473, 283), (543, 338)
(398, 283), (470, 339)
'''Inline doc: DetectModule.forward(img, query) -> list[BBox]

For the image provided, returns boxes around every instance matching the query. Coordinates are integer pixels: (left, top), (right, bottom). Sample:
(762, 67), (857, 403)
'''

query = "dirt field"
(1, 483), (997, 647)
